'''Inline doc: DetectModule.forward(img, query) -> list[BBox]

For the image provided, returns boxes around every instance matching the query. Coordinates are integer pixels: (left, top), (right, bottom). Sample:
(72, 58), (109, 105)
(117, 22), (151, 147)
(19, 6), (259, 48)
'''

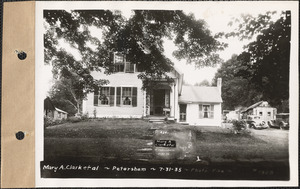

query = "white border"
(35, 1), (299, 187)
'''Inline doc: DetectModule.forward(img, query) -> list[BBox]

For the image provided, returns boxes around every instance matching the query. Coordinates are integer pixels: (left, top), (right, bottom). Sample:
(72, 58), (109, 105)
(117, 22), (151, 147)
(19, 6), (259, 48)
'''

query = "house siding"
(252, 107), (276, 121)
(185, 103), (222, 126)
(83, 72), (144, 118)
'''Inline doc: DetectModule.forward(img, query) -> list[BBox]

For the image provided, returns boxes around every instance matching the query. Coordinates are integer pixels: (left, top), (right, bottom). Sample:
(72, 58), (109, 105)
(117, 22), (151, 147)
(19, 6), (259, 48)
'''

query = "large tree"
(44, 10), (225, 102)
(212, 55), (262, 110)
(226, 11), (291, 110)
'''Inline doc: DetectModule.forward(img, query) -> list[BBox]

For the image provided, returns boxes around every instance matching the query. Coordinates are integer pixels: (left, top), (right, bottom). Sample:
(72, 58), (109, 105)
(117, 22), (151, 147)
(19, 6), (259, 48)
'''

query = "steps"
(146, 116), (176, 124)
(148, 116), (166, 124)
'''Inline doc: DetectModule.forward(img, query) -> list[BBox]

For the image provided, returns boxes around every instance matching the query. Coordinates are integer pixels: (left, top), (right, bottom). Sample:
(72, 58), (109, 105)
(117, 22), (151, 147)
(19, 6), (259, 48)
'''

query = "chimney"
(217, 78), (222, 95)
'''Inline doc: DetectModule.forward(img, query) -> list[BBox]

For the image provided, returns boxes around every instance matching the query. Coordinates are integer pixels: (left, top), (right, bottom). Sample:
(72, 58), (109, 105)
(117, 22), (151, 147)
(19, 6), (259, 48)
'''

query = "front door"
(179, 104), (187, 122)
(153, 89), (165, 115)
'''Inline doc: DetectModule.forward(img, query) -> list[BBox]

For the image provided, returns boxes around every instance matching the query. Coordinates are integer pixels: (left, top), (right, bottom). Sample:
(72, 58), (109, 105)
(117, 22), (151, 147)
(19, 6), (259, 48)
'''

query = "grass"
(44, 119), (289, 164)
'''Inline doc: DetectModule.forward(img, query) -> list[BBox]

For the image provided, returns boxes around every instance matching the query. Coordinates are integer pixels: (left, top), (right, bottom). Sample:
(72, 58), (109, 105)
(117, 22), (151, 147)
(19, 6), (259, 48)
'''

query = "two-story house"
(82, 52), (222, 126)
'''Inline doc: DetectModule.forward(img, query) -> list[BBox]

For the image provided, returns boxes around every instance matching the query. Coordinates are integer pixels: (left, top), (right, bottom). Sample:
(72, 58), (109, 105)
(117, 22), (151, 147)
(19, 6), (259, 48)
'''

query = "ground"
(43, 119), (289, 179)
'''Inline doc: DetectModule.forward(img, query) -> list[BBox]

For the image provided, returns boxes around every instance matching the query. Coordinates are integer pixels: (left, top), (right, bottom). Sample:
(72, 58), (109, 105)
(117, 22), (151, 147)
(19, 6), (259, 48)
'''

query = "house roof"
(242, 101), (271, 112)
(44, 97), (56, 111)
(44, 97), (68, 114)
(55, 107), (68, 114)
(178, 85), (222, 103)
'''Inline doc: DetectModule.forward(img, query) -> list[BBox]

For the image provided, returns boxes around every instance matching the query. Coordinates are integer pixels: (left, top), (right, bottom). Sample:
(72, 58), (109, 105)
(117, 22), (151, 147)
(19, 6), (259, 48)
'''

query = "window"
(114, 52), (135, 73)
(99, 87), (110, 105)
(122, 87), (132, 105)
(259, 112), (263, 116)
(267, 112), (271, 116)
(114, 52), (125, 72)
(94, 87), (115, 106)
(125, 62), (135, 73)
(199, 104), (214, 119)
(116, 87), (137, 107)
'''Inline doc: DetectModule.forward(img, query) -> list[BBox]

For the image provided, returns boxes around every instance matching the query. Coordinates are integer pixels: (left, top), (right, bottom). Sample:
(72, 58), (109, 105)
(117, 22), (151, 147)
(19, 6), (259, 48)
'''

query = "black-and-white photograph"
(35, 1), (298, 187)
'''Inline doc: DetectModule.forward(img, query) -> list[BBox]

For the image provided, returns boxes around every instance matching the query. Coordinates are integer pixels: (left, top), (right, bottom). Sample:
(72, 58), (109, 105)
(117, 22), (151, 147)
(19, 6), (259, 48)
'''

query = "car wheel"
(251, 123), (256, 129)
(279, 122), (284, 130)
(267, 121), (272, 127)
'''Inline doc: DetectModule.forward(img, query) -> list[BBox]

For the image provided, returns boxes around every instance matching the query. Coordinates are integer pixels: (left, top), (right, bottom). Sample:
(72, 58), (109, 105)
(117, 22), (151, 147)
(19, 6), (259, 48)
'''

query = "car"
(245, 116), (268, 130)
(268, 113), (289, 130)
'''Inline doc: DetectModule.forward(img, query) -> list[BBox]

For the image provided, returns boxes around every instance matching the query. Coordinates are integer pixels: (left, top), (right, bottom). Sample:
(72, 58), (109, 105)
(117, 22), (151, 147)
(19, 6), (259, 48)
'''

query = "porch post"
(174, 79), (179, 120)
(143, 90), (147, 116)
(170, 83), (175, 117)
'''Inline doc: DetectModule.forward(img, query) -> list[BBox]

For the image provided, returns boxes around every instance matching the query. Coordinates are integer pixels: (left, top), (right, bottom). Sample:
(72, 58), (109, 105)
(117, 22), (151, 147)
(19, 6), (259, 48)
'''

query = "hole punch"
(16, 131), (25, 140)
(15, 50), (27, 60)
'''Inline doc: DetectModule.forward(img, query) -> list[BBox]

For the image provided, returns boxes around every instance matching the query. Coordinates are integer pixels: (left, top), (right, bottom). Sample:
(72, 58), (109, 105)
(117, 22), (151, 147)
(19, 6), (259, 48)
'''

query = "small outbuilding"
(44, 97), (68, 120)
(178, 78), (223, 126)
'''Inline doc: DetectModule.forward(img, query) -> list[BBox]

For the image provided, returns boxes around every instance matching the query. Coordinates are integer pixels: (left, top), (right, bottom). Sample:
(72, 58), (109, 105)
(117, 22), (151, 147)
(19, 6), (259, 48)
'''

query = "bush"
(67, 116), (82, 123)
(44, 117), (67, 127)
(81, 113), (89, 121)
(44, 116), (54, 127)
(231, 120), (247, 134)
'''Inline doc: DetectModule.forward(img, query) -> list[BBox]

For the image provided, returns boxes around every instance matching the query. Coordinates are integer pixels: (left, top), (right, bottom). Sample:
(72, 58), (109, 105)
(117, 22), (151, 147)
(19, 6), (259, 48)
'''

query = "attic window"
(113, 52), (135, 73)
(114, 52), (125, 72)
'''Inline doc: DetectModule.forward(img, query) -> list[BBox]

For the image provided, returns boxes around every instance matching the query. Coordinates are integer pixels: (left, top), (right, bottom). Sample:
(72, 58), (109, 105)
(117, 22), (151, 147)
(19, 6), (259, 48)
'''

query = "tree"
(195, 79), (210, 86)
(212, 55), (262, 110)
(44, 10), (225, 94)
(48, 72), (108, 116)
(226, 11), (291, 111)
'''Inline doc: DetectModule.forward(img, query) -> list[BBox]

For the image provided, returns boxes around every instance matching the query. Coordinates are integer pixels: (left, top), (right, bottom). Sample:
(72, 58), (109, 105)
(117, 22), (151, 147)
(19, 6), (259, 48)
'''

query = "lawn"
(44, 119), (289, 164)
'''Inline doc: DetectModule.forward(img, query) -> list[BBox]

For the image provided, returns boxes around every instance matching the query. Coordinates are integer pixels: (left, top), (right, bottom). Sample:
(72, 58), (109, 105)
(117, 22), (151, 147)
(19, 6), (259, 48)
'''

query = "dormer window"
(113, 52), (135, 73)
(114, 52), (125, 72)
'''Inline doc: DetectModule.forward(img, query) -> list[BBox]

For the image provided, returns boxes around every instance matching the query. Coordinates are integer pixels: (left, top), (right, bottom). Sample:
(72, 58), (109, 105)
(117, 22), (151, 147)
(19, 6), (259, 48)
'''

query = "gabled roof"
(55, 107), (68, 114)
(44, 97), (68, 114)
(179, 85), (222, 103)
(242, 101), (271, 112)
(44, 97), (56, 111)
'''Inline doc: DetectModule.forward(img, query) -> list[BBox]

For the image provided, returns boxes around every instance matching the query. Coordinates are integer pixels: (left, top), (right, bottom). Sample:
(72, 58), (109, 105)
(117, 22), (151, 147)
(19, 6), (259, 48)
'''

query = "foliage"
(67, 116), (82, 123)
(225, 11), (277, 40)
(48, 73), (106, 115)
(44, 116), (67, 127)
(231, 120), (247, 134)
(194, 79), (210, 86)
(44, 10), (225, 93)
(212, 55), (263, 110)
(226, 11), (291, 109)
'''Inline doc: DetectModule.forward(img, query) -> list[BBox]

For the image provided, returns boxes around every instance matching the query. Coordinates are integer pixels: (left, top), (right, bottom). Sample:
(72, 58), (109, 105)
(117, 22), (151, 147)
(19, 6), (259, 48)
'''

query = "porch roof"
(179, 85), (222, 103)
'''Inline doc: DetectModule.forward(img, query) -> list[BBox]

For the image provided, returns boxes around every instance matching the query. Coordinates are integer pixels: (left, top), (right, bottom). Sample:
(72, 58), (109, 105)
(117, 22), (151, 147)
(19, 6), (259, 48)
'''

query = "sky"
(44, 3), (285, 89)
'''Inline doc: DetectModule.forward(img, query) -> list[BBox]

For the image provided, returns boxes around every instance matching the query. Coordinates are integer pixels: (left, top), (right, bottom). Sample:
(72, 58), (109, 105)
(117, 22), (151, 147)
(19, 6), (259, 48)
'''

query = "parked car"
(245, 116), (268, 130)
(268, 113), (289, 130)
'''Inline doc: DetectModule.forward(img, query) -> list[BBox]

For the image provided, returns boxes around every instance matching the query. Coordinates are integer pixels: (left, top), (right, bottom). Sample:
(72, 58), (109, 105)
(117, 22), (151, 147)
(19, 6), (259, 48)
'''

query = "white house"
(178, 78), (223, 126)
(82, 53), (222, 126)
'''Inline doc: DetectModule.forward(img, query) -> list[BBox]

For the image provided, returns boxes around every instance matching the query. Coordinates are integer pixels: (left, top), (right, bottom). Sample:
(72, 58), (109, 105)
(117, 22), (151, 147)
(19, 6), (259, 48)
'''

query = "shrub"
(67, 116), (82, 123)
(231, 120), (247, 134)
(44, 116), (54, 127)
(81, 113), (89, 121)
(44, 117), (67, 127)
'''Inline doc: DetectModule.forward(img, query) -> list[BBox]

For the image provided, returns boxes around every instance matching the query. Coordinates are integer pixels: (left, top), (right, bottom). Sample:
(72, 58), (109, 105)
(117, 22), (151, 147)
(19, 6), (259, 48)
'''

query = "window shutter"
(210, 105), (214, 118)
(112, 52), (115, 64)
(109, 87), (115, 106)
(132, 87), (137, 107)
(116, 87), (121, 106)
(94, 90), (99, 106)
(199, 104), (203, 118)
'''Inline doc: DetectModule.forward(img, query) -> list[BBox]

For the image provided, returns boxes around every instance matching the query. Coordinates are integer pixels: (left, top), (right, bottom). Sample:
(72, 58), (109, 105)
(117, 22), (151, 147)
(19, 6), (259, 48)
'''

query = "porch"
(145, 82), (178, 119)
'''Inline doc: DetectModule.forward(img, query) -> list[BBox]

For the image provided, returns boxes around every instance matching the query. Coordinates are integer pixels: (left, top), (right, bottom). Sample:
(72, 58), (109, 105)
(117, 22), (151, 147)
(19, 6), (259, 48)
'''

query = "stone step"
(167, 117), (175, 121)
(136, 148), (153, 153)
(179, 122), (189, 125)
(151, 121), (164, 124)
